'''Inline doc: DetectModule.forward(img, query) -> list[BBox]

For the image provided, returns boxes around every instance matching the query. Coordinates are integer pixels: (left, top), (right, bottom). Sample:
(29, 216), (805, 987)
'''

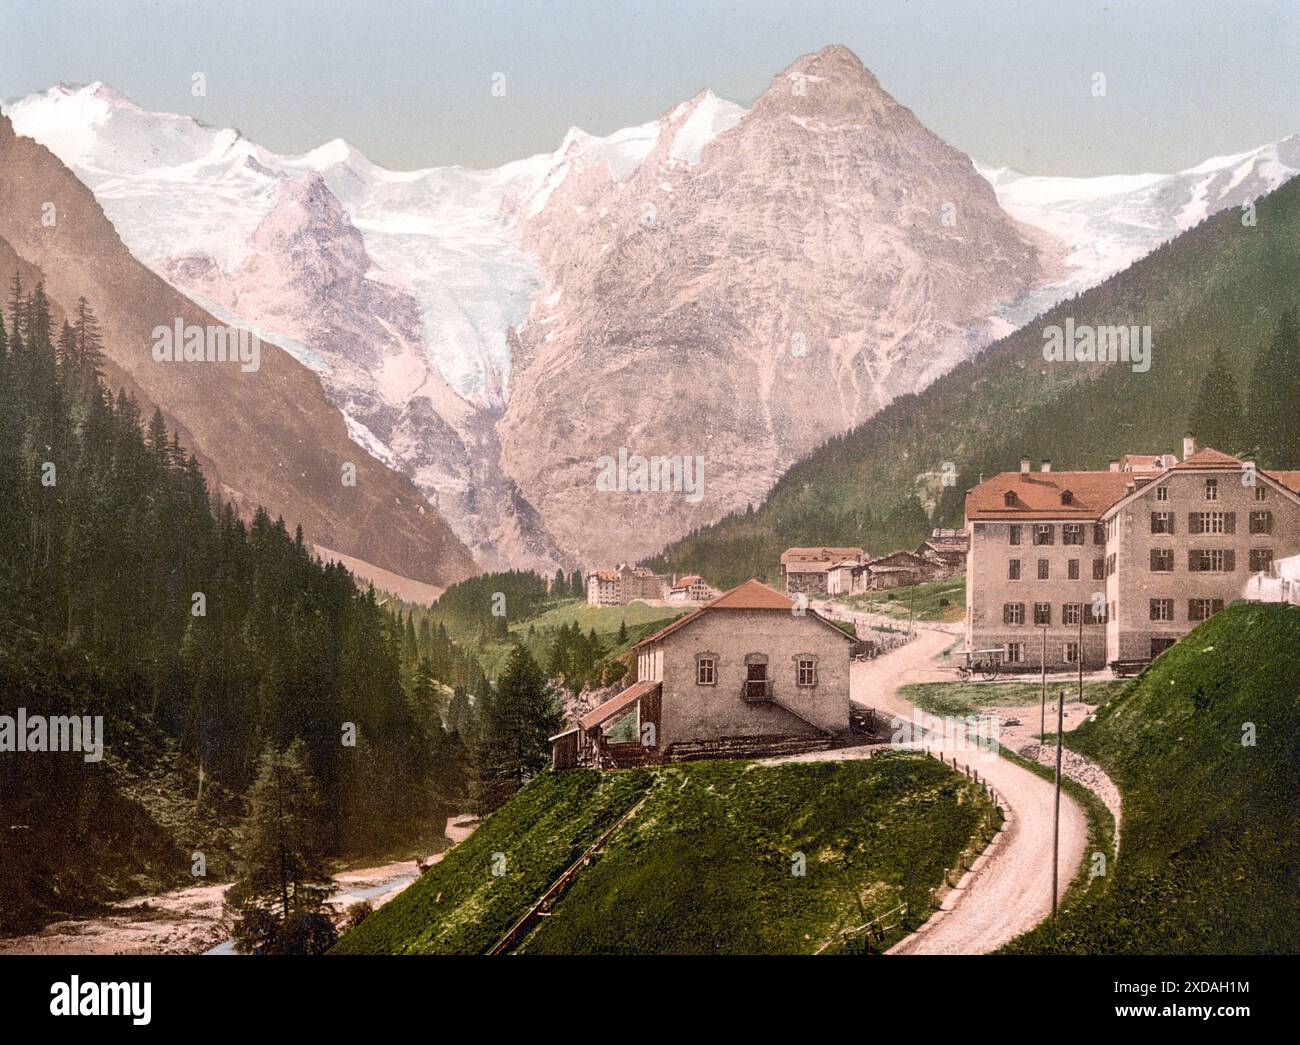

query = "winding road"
(772, 616), (1091, 954)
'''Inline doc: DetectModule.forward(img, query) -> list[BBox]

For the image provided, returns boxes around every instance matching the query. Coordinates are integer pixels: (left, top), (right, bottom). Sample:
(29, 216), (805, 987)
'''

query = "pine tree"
(477, 644), (561, 810)
(1245, 309), (1300, 467)
(1187, 346), (1245, 453)
(225, 740), (336, 954)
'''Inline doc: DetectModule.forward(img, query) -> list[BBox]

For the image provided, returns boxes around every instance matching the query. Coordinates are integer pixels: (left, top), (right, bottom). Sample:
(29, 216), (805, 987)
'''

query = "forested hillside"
(0, 282), (484, 931)
(649, 176), (1300, 588)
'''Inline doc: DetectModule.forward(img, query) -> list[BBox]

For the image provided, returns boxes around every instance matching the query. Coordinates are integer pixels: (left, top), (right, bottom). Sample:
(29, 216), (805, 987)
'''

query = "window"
(1084, 602), (1107, 625)
(1008, 559), (1021, 580)
(1063, 523), (1083, 545)
(1032, 524), (1055, 546)
(1255, 485), (1268, 502)
(1150, 598), (1174, 622)
(1093, 523), (1106, 545)
(1037, 559), (1050, 580)
(1033, 603), (1052, 626)
(1092, 558), (1105, 580)
(1150, 511), (1174, 534)
(1205, 478), (1218, 501)
(1151, 637), (1176, 658)
(1005, 642), (1024, 664)
(1250, 548), (1274, 573)
(1189, 511), (1232, 535)
(1106, 552), (1117, 577)
(1188, 549), (1235, 573)
(1150, 548), (1174, 572)
(1063, 603), (1081, 625)
(1061, 490), (1074, 506)
(1003, 491), (1017, 507)
(1003, 603), (1025, 626)
(695, 655), (717, 686)
(1249, 510), (1274, 535)
(796, 657), (817, 687)
(1063, 642), (1079, 665)
(1188, 598), (1225, 622)
(1068, 559), (1080, 580)
(1156, 486), (1170, 502)
(1008, 524), (1021, 546)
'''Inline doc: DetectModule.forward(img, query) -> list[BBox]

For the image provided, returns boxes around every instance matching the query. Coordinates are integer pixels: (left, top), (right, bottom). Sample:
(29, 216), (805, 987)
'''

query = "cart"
(955, 647), (1004, 682)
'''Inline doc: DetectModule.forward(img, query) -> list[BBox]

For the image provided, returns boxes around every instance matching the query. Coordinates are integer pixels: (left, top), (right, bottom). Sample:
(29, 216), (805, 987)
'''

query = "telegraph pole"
(1039, 627), (1047, 739)
(1052, 688), (1064, 924)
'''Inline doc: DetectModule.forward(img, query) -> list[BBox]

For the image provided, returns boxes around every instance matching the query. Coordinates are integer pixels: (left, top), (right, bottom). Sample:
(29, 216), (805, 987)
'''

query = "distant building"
(669, 574), (715, 602)
(915, 529), (969, 576)
(1245, 551), (1300, 605)
(585, 563), (671, 605)
(779, 547), (866, 595)
(964, 439), (1300, 672)
(552, 580), (852, 768)
(863, 549), (939, 591)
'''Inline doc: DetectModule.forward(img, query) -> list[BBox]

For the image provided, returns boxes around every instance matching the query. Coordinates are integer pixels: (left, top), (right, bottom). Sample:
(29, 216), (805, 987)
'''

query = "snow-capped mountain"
(6, 61), (1296, 570)
(979, 134), (1300, 322)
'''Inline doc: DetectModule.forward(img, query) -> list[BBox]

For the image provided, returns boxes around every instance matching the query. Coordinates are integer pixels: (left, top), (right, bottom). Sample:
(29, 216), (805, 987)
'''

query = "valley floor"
(0, 815), (478, 956)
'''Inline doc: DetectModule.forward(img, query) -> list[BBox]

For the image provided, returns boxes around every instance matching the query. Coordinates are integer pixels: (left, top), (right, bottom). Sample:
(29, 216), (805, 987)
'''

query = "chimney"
(1108, 459), (1120, 472)
(1041, 459), (1052, 473)
(1020, 455), (1031, 475)
(1183, 435), (1196, 460)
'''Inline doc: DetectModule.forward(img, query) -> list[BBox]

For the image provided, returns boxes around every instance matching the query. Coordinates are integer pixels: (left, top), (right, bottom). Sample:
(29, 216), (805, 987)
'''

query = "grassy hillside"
(332, 769), (653, 954)
(649, 176), (1300, 588)
(334, 752), (998, 954)
(1005, 602), (1300, 954)
(843, 576), (966, 622)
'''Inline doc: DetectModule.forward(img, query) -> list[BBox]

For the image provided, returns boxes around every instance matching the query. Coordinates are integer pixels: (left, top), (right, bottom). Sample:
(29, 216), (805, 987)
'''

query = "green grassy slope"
(844, 576), (966, 622)
(521, 754), (996, 954)
(648, 176), (1300, 588)
(335, 752), (998, 955)
(1005, 602), (1300, 954)
(332, 769), (653, 953)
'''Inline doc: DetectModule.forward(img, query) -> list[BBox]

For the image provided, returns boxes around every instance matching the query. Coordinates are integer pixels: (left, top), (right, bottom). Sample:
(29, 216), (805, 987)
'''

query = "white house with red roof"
(964, 437), (1300, 671)
(551, 580), (852, 768)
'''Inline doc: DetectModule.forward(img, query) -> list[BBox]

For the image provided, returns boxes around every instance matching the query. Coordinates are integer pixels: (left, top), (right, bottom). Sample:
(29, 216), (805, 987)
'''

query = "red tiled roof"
(579, 680), (660, 731)
(1172, 447), (1245, 470)
(634, 579), (850, 648)
(673, 575), (703, 586)
(966, 470), (1147, 521)
(1267, 470), (1300, 495)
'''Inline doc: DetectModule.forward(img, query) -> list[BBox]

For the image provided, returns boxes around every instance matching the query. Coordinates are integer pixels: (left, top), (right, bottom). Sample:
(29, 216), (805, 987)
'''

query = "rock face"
(0, 113), (476, 590)
(498, 46), (1049, 563)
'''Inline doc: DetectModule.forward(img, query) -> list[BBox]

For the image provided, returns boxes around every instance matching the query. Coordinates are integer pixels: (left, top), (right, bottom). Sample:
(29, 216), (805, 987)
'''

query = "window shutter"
(1224, 512), (1236, 535)
(1188, 551), (1199, 572)
(1003, 604), (1012, 625)
(1224, 550), (1236, 572)
(1168, 513), (1175, 535)
(1266, 511), (1275, 534)
(1188, 513), (1202, 534)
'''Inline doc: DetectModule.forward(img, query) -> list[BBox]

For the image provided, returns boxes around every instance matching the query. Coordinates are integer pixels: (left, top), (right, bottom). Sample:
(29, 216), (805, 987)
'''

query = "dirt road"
(784, 626), (1091, 954)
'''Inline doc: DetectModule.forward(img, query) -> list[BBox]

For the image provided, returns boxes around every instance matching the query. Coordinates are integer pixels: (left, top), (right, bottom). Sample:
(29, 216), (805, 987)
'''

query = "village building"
(964, 439), (1300, 672)
(668, 574), (715, 602)
(551, 580), (853, 768)
(1245, 551), (1300, 605)
(915, 529), (969, 576)
(779, 547), (866, 595)
(585, 562), (672, 606)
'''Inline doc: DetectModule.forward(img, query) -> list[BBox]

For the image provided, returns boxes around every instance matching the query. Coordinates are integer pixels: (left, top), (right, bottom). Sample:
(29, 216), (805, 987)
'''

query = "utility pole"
(1052, 688), (1064, 924)
(1039, 627), (1047, 739)
(1077, 609), (1085, 711)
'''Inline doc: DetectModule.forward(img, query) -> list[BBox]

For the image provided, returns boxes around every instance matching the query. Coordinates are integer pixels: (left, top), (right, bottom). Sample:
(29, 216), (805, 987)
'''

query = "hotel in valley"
(964, 438), (1300, 671)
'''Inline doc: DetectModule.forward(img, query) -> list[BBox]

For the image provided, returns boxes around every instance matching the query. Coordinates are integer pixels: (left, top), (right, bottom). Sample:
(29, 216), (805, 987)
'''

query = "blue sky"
(3, 0), (1297, 174)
